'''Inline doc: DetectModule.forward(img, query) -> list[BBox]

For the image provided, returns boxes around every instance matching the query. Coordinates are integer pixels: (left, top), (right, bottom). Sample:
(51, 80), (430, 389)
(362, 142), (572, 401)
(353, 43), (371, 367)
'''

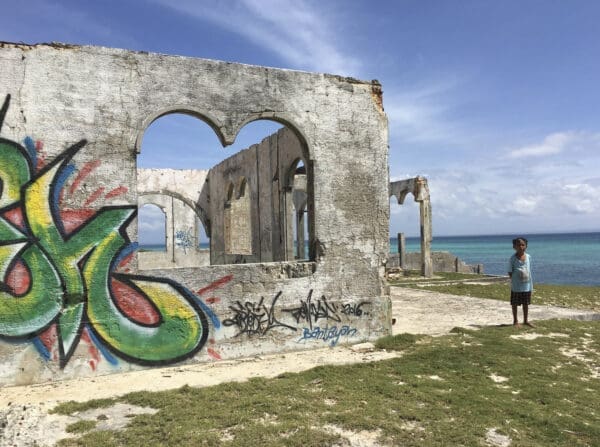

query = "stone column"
(397, 232), (406, 269)
(296, 208), (305, 259)
(417, 178), (433, 278)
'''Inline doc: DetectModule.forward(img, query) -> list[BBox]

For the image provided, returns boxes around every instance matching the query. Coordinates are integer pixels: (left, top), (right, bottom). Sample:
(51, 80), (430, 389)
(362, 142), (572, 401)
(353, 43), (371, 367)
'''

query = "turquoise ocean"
(392, 232), (600, 286)
(142, 232), (600, 286)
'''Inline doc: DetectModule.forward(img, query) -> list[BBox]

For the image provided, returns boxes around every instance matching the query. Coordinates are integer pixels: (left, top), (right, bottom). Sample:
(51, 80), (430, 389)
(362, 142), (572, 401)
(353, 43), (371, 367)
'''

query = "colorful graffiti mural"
(0, 94), (214, 368)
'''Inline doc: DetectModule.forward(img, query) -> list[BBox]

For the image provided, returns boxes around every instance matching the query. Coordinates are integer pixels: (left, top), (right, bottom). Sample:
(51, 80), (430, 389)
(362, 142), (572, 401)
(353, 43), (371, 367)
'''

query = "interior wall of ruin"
(207, 127), (306, 265)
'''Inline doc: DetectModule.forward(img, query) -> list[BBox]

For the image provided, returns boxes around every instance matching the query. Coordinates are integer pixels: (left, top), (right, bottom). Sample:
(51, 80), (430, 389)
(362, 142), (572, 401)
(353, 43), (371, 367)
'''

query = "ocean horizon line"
(140, 230), (600, 247)
(139, 232), (599, 285)
(391, 230), (600, 239)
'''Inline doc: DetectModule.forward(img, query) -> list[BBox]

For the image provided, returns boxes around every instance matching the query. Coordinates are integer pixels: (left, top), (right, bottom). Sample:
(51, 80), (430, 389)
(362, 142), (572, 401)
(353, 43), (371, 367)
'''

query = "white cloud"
(138, 206), (166, 232)
(151, 0), (360, 75)
(557, 183), (600, 215)
(390, 140), (600, 235)
(506, 131), (600, 159)
(386, 81), (457, 144)
(510, 196), (540, 216)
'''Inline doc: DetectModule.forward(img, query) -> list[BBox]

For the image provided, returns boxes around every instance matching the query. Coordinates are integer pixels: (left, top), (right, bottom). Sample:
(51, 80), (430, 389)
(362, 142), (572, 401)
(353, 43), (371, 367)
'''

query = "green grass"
(402, 281), (600, 312)
(65, 420), (98, 434)
(53, 320), (600, 446)
(50, 398), (118, 415)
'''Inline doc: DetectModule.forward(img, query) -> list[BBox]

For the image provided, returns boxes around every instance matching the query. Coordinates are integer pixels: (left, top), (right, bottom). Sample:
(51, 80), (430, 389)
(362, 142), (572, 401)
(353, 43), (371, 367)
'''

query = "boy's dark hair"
(512, 237), (528, 247)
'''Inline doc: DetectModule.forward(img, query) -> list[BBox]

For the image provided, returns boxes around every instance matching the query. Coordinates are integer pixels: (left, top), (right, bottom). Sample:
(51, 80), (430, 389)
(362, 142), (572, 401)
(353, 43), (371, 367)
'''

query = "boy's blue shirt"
(508, 253), (533, 292)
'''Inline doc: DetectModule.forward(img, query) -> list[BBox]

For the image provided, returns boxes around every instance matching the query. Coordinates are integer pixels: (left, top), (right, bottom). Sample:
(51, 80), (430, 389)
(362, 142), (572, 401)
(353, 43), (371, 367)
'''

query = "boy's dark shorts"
(511, 291), (531, 306)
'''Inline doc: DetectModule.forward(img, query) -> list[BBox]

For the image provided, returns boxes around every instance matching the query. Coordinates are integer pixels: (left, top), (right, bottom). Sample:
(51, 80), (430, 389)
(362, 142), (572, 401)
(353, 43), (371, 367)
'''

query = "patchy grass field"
(53, 320), (600, 446)
(399, 280), (600, 312)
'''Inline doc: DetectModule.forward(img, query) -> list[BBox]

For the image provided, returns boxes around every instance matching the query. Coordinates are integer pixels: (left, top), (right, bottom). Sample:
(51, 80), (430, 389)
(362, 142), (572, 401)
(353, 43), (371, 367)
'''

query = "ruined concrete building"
(0, 42), (391, 386)
(388, 177), (483, 276)
(389, 176), (433, 277)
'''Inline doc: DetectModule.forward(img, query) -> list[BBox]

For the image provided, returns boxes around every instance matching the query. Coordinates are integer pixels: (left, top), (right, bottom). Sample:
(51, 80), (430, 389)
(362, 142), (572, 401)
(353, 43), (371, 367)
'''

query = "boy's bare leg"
(512, 305), (520, 327)
(523, 304), (534, 327)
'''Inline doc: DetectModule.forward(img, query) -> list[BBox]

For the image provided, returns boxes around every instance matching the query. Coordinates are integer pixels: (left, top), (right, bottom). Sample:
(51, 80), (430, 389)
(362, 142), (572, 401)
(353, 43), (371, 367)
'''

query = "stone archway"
(389, 176), (432, 277)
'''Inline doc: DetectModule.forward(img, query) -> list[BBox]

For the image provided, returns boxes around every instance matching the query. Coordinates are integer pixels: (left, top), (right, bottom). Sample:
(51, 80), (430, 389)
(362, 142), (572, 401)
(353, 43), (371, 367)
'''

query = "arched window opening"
(137, 113), (217, 269)
(389, 176), (433, 277)
(389, 195), (420, 261)
(196, 216), (209, 250)
(225, 177), (252, 257)
(223, 178), (251, 258)
(224, 181), (235, 255)
(137, 112), (315, 267)
(288, 160), (308, 260)
(138, 204), (167, 252)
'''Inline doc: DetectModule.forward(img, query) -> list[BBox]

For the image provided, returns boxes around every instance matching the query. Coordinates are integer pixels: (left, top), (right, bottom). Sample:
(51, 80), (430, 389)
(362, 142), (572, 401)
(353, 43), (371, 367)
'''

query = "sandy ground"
(2, 287), (599, 446)
(390, 286), (600, 335)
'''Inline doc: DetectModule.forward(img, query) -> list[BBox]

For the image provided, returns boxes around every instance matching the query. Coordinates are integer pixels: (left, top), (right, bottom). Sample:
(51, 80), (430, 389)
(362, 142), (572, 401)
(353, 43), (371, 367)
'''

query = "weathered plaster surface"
(0, 42), (390, 386)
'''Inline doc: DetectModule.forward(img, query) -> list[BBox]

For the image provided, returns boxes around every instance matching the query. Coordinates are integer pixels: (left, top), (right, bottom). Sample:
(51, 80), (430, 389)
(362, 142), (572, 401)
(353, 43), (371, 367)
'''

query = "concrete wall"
(0, 43), (390, 386)
(387, 252), (484, 274)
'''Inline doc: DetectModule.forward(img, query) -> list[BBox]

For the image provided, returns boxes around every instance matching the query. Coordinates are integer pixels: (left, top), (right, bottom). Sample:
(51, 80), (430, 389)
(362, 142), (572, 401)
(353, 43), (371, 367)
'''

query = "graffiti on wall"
(222, 292), (296, 336)
(0, 94), (218, 368)
(175, 228), (194, 253)
(222, 288), (368, 346)
(298, 325), (358, 347)
(283, 290), (342, 329)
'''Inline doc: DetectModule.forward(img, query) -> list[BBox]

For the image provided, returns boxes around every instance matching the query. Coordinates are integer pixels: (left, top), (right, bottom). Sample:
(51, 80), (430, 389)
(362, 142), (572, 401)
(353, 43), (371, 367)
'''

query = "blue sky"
(2, 0), (600, 237)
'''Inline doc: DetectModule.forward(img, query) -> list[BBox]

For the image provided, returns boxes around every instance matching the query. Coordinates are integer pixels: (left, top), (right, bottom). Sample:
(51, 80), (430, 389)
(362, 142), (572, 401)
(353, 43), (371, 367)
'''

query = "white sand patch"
(428, 375), (444, 381)
(76, 403), (158, 431)
(322, 424), (385, 446)
(485, 428), (511, 447)
(219, 427), (236, 442)
(510, 332), (569, 340)
(400, 420), (425, 432)
(0, 403), (156, 446)
(560, 347), (600, 379)
(258, 412), (278, 426)
(461, 341), (483, 346)
(0, 404), (76, 447)
(489, 374), (509, 383)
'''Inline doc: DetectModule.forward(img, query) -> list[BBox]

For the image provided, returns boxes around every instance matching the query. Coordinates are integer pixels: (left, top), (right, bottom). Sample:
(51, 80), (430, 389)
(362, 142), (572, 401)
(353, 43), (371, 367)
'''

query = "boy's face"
(514, 240), (527, 252)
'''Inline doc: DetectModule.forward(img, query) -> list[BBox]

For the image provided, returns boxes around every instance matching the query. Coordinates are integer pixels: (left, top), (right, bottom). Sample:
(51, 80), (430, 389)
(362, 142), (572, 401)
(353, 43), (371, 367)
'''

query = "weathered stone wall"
(387, 252), (484, 274)
(0, 42), (390, 386)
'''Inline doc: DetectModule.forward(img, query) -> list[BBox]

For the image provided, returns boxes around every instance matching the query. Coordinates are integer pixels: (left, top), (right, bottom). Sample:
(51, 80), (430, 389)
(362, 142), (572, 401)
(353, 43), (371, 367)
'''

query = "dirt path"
(1, 287), (599, 446)
(390, 287), (600, 336)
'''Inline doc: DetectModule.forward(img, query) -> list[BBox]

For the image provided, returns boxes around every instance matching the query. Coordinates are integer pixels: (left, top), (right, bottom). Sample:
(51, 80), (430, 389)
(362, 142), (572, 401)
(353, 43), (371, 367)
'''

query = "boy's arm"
(529, 255), (533, 291)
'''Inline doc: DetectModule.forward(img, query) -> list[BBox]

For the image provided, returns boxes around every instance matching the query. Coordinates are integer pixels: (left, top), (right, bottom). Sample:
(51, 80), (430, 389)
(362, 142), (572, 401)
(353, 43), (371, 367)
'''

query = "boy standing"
(508, 237), (534, 328)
